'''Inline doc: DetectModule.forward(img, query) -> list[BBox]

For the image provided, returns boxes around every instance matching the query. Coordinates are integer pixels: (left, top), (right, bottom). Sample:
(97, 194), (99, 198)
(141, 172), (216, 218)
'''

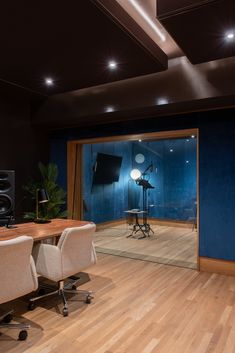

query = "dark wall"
(0, 95), (49, 221)
(50, 108), (235, 261)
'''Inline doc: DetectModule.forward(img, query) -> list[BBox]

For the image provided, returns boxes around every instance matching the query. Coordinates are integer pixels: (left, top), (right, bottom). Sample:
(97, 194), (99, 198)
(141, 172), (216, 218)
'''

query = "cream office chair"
(0, 236), (38, 340)
(29, 223), (97, 316)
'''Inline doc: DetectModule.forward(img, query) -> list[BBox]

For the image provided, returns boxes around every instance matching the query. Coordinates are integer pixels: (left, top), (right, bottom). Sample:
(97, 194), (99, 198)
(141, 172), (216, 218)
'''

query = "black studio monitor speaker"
(0, 170), (15, 226)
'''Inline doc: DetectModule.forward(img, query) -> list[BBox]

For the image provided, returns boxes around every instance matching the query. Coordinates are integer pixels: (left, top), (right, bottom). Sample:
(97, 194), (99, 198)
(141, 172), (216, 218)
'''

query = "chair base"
(29, 280), (93, 317)
(0, 309), (30, 340)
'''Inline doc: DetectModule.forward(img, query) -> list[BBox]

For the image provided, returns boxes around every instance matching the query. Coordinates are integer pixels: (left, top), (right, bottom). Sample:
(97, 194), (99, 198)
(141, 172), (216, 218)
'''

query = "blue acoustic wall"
(50, 109), (235, 261)
(50, 138), (67, 192)
(199, 120), (235, 261)
(78, 138), (197, 224)
(130, 139), (197, 221)
(82, 141), (132, 223)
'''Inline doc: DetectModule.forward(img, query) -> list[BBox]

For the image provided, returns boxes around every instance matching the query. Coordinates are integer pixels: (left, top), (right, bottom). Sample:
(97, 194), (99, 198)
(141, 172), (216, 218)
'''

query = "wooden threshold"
(96, 219), (125, 230)
(149, 218), (196, 229)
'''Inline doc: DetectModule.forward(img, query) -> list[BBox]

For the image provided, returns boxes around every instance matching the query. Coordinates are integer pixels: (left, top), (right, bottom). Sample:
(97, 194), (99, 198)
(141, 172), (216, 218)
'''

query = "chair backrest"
(57, 223), (97, 279)
(0, 236), (38, 304)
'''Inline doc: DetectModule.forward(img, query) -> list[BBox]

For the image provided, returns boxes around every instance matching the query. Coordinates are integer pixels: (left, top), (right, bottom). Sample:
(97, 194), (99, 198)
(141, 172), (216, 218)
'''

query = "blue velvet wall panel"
(50, 138), (67, 191)
(83, 141), (132, 223)
(130, 139), (196, 220)
(82, 139), (197, 223)
(199, 121), (235, 261)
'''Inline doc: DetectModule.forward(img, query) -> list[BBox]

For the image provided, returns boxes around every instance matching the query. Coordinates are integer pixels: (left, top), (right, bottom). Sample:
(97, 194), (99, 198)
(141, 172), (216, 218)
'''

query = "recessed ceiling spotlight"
(138, 139), (142, 142)
(108, 61), (117, 70)
(226, 32), (234, 40)
(105, 106), (115, 113)
(170, 149), (173, 152)
(186, 160), (189, 164)
(156, 98), (168, 105)
(191, 135), (195, 139)
(128, 0), (166, 42)
(45, 78), (54, 86)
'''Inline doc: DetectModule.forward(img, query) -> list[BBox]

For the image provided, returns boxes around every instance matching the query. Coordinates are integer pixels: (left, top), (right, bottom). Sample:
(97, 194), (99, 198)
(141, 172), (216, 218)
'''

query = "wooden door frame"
(67, 128), (200, 269)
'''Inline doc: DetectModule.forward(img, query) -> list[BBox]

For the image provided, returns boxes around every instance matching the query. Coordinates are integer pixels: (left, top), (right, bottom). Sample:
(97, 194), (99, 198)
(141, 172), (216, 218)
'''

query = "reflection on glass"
(82, 137), (197, 225)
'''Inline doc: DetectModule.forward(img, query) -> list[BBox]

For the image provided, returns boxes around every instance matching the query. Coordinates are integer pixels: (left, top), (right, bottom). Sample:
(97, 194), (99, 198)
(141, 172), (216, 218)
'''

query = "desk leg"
(135, 214), (147, 239)
(126, 214), (138, 238)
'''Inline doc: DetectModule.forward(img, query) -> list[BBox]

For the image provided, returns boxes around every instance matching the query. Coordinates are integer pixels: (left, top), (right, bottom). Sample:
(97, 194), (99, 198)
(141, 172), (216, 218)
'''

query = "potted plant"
(23, 162), (67, 221)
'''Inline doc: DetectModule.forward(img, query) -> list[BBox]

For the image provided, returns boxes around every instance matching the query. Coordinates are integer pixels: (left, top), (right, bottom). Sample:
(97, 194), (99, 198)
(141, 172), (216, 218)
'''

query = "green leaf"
(23, 162), (67, 220)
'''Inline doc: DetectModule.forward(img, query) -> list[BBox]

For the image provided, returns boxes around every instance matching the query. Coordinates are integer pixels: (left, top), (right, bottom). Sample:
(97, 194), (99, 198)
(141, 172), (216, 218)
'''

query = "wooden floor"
(1, 254), (235, 353)
(95, 223), (197, 269)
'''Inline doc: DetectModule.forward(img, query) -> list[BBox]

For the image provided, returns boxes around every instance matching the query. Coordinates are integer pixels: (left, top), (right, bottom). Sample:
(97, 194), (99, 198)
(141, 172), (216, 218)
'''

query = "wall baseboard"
(200, 257), (235, 277)
(148, 218), (195, 229)
(96, 218), (125, 230)
(96, 218), (195, 230)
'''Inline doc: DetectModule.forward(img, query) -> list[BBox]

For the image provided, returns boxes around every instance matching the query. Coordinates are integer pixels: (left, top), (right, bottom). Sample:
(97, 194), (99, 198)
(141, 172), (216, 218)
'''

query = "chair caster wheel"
(71, 285), (77, 290)
(18, 330), (28, 341)
(85, 295), (92, 304)
(28, 302), (36, 311)
(63, 308), (68, 317)
(3, 313), (13, 323)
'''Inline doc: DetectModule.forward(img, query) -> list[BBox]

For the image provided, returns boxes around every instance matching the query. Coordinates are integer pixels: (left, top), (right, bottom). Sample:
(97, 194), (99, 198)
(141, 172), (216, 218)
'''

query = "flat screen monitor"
(92, 153), (122, 184)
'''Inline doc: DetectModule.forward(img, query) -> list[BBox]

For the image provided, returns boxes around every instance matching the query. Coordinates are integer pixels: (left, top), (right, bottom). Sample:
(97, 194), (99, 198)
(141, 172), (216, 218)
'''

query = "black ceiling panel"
(157, 0), (235, 64)
(0, 0), (167, 95)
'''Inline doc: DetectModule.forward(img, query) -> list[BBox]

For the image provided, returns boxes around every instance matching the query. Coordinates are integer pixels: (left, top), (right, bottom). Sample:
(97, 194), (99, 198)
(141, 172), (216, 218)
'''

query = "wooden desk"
(0, 219), (90, 242)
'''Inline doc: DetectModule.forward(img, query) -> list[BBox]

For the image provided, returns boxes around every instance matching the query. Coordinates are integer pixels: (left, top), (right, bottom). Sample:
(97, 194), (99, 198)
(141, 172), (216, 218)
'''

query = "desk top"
(0, 219), (90, 242)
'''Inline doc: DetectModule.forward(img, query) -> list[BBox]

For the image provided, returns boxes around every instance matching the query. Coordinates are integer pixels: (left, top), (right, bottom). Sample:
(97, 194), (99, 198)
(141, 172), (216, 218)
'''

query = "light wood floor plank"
(1, 254), (235, 353)
(95, 223), (197, 269)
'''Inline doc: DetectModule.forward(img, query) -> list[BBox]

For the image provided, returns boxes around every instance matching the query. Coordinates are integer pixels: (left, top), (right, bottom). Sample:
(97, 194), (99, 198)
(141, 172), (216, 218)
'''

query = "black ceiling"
(0, 0), (166, 96)
(157, 0), (235, 64)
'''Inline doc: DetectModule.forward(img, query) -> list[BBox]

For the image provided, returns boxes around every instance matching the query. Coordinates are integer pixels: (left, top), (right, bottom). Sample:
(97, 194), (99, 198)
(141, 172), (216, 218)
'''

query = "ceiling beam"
(92, 0), (168, 70)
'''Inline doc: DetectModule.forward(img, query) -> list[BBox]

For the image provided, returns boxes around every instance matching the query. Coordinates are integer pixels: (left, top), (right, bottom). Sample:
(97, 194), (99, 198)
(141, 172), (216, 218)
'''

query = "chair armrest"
(92, 242), (97, 264)
(30, 255), (38, 291)
(32, 243), (63, 282)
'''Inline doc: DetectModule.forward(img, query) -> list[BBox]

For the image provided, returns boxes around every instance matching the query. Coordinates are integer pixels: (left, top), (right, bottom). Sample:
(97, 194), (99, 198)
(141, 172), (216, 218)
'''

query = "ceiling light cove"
(108, 60), (118, 70)
(128, 0), (166, 42)
(45, 78), (54, 86)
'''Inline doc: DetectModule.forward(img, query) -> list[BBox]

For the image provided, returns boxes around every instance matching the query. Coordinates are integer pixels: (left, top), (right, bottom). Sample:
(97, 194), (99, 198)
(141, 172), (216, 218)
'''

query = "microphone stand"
(135, 163), (155, 239)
